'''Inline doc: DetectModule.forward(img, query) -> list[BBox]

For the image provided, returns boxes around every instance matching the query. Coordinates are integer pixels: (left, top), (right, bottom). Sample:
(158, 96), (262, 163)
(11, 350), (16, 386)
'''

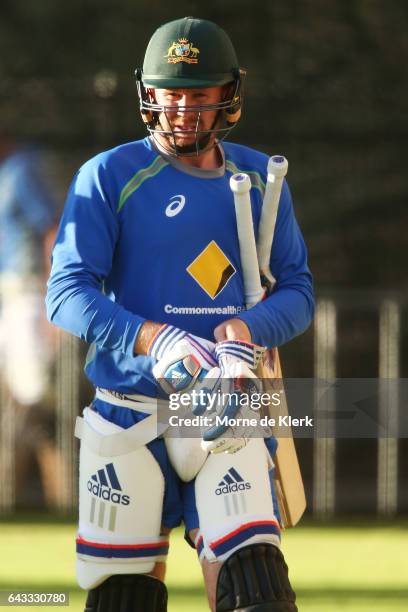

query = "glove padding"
(194, 340), (269, 454)
(150, 325), (216, 395)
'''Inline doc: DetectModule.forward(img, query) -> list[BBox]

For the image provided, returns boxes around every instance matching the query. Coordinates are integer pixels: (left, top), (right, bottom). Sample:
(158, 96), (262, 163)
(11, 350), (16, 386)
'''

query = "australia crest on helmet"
(165, 38), (200, 64)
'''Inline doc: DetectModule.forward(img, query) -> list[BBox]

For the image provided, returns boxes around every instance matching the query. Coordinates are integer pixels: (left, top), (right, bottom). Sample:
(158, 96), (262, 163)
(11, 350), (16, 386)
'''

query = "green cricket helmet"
(135, 17), (246, 156)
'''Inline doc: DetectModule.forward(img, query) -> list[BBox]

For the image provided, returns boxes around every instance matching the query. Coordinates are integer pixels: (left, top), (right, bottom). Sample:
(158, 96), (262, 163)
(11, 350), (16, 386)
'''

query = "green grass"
(0, 518), (407, 611)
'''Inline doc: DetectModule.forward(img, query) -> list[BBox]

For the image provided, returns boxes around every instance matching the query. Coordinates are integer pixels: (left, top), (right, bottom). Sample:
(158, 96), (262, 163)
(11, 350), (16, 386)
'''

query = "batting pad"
(76, 407), (167, 590)
(194, 438), (281, 563)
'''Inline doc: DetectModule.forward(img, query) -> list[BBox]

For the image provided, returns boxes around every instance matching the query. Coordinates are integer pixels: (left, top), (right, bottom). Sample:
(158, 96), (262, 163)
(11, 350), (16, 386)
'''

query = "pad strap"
(75, 412), (166, 457)
(95, 387), (157, 413)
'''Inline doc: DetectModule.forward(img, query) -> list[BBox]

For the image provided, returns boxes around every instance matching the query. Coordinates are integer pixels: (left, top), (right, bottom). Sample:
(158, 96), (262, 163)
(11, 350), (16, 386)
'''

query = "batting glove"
(150, 324), (217, 395)
(197, 340), (269, 454)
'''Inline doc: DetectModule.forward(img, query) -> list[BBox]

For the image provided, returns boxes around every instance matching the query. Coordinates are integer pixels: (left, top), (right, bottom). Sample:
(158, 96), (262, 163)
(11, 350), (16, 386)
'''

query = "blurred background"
(0, 1), (407, 610)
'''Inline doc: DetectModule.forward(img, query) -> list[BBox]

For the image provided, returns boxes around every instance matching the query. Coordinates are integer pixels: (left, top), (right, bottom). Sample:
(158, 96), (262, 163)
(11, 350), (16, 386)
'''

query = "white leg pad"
(165, 437), (208, 482)
(76, 408), (167, 590)
(194, 438), (281, 563)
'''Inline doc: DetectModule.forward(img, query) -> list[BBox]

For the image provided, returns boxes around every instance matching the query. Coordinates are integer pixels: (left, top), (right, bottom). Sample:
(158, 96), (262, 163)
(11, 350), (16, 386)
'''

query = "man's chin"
(157, 132), (214, 156)
(174, 135), (196, 146)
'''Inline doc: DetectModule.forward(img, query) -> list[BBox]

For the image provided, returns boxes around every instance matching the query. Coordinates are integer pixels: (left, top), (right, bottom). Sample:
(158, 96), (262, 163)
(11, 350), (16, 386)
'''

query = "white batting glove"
(198, 340), (268, 454)
(150, 324), (217, 395)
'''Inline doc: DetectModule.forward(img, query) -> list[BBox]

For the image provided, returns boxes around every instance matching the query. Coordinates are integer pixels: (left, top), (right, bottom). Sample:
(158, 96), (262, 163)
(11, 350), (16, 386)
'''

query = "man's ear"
(222, 83), (235, 100)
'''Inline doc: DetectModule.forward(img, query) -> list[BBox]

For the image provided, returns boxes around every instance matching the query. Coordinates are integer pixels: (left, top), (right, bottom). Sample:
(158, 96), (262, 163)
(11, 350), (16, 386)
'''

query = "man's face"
(150, 85), (227, 153)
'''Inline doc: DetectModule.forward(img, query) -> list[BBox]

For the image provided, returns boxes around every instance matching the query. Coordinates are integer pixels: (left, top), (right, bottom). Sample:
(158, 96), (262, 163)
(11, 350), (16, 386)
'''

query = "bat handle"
(229, 172), (251, 194)
(230, 173), (264, 308)
(267, 155), (288, 180)
(257, 155), (288, 286)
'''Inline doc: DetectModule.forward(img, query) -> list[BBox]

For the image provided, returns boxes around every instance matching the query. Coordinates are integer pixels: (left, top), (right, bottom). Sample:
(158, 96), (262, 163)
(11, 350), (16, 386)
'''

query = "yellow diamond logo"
(187, 241), (236, 299)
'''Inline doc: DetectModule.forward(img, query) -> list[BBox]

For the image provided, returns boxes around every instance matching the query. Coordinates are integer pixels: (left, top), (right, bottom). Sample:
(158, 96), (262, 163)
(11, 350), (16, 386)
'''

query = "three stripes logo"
(215, 468), (251, 496)
(87, 463), (130, 507)
(87, 463), (130, 533)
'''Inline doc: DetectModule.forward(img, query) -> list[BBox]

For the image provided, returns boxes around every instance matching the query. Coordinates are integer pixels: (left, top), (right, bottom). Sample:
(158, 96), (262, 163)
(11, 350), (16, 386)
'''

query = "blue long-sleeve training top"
(46, 137), (314, 395)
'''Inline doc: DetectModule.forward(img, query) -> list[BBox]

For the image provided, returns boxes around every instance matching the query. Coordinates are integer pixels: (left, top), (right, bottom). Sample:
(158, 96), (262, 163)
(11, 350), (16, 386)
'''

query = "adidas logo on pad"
(215, 467), (251, 496)
(87, 463), (130, 506)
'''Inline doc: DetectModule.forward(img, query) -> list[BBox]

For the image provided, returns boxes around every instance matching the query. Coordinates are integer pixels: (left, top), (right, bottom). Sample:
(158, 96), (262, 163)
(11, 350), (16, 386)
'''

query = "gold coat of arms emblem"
(165, 38), (200, 64)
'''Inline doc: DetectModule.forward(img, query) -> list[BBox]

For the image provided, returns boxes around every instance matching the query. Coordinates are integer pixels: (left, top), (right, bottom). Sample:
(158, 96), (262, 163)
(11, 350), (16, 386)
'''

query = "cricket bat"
(230, 158), (306, 528)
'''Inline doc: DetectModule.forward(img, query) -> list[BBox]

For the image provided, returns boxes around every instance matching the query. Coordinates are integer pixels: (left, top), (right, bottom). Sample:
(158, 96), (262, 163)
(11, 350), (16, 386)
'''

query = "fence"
(0, 291), (406, 516)
(313, 295), (404, 518)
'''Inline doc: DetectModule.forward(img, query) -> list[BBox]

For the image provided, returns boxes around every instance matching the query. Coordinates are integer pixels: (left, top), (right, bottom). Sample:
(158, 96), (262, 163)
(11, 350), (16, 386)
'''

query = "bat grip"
(230, 173), (264, 308)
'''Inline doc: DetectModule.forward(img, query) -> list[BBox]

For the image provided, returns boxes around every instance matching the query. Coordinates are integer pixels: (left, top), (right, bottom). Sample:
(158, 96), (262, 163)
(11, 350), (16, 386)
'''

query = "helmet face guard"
(135, 17), (245, 156)
(135, 68), (245, 156)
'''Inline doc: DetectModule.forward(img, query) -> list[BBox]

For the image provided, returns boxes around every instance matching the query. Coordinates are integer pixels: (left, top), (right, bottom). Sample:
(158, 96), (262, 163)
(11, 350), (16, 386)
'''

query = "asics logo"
(165, 194), (186, 217)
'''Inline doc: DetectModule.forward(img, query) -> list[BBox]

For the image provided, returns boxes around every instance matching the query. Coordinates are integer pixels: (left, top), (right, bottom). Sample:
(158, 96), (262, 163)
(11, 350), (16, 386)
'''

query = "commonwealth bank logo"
(187, 241), (236, 299)
(87, 463), (130, 532)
